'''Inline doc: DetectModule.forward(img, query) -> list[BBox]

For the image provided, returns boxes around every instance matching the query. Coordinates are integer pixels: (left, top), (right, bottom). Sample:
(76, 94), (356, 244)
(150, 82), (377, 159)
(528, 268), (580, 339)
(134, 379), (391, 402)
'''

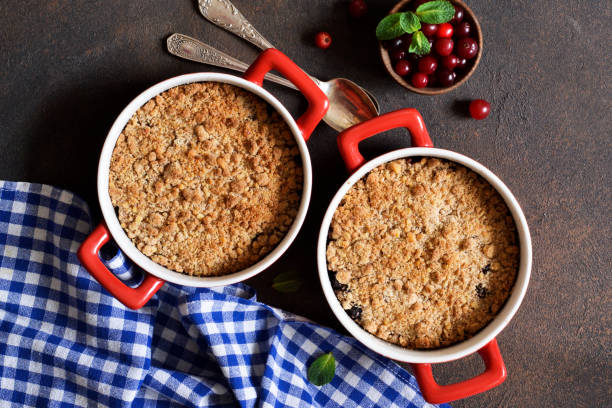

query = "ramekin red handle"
(77, 222), (165, 310)
(337, 108), (433, 174)
(243, 48), (329, 141)
(411, 339), (507, 404)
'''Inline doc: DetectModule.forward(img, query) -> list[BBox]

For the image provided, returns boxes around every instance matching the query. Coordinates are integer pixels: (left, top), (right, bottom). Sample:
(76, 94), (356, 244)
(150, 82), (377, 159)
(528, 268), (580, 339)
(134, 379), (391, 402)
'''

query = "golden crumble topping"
(109, 82), (302, 276)
(326, 158), (519, 349)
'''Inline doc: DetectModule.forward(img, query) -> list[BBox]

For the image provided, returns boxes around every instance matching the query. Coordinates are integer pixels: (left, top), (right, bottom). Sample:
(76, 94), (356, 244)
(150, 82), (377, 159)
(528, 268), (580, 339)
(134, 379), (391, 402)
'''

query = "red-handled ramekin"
(317, 109), (532, 404)
(78, 49), (329, 310)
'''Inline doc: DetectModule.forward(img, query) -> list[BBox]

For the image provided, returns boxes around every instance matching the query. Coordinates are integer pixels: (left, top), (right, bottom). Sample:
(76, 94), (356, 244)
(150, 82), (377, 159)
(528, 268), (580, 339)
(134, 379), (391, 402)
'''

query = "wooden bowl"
(380, 0), (483, 95)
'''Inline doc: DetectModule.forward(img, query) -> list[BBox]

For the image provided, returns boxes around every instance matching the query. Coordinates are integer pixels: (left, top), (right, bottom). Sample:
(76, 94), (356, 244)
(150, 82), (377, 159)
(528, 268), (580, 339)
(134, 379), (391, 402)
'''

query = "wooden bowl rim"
(379, 0), (483, 95)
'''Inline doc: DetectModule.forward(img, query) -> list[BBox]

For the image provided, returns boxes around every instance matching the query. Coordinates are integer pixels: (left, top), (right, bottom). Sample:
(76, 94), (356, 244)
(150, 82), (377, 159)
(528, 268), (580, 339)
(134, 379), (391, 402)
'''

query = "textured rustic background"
(0, 0), (610, 406)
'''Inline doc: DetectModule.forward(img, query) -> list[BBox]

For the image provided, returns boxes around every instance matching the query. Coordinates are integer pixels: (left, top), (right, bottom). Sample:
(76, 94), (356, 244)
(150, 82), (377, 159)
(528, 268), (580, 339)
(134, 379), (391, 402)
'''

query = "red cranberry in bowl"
(434, 38), (454, 56)
(436, 68), (455, 87)
(456, 37), (479, 59)
(389, 48), (406, 61)
(421, 24), (438, 37)
(418, 56), (438, 75)
(436, 23), (454, 38)
(441, 54), (459, 70)
(455, 21), (472, 37)
(383, 37), (404, 50)
(450, 5), (464, 24)
(411, 72), (429, 88)
(456, 57), (468, 69)
(394, 60), (412, 77)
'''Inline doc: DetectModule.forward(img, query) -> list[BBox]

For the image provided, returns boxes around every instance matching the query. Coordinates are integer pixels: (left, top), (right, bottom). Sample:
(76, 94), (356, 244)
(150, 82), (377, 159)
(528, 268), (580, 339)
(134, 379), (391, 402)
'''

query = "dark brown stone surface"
(0, 1), (610, 406)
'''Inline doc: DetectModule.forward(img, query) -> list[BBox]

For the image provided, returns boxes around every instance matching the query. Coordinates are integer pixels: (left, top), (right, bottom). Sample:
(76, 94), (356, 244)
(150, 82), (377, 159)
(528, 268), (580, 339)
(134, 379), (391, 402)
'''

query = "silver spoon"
(194, 0), (380, 132)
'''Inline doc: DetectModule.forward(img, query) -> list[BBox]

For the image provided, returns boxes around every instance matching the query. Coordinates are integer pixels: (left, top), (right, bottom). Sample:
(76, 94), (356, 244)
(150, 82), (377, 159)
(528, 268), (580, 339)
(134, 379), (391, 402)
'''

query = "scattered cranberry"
(436, 68), (455, 87)
(411, 72), (429, 88)
(456, 37), (478, 59)
(394, 60), (412, 77)
(455, 21), (472, 37)
(348, 0), (367, 18)
(456, 57), (468, 69)
(418, 56), (438, 75)
(436, 23), (454, 38)
(315, 32), (332, 49)
(389, 48), (406, 61)
(441, 54), (459, 70)
(450, 6), (464, 24)
(434, 38), (454, 56)
(421, 24), (438, 37)
(469, 99), (491, 120)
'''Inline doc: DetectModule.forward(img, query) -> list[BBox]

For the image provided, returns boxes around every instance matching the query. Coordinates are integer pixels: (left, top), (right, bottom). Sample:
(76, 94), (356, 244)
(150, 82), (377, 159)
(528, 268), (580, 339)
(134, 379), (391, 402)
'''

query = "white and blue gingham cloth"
(0, 181), (449, 408)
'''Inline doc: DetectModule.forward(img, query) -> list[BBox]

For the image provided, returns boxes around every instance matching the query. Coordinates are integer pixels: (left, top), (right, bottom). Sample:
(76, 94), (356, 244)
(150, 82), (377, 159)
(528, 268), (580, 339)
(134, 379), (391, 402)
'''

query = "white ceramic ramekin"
(78, 49), (328, 309)
(316, 109), (532, 403)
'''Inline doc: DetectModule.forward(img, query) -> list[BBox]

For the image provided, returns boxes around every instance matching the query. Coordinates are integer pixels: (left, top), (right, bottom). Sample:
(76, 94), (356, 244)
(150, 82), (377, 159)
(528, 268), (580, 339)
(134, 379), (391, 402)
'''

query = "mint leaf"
(272, 270), (303, 293)
(415, 0), (455, 24)
(377, 12), (422, 40)
(409, 30), (430, 55)
(376, 13), (405, 40)
(400, 12), (421, 34)
(308, 352), (336, 386)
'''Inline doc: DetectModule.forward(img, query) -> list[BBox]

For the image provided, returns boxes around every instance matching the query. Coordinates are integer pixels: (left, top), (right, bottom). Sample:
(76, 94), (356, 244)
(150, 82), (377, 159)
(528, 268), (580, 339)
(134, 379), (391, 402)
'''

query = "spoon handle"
(197, 0), (274, 50)
(166, 34), (298, 90)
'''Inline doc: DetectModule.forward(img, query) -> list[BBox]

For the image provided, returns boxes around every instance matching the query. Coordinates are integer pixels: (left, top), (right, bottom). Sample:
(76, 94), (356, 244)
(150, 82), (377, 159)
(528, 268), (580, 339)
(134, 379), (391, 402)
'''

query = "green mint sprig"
(272, 270), (303, 293)
(307, 352), (336, 386)
(376, 0), (455, 55)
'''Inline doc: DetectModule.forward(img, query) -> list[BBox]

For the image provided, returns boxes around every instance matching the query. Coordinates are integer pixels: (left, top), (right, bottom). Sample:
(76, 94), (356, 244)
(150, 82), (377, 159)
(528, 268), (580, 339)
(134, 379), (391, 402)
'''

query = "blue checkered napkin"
(0, 181), (449, 408)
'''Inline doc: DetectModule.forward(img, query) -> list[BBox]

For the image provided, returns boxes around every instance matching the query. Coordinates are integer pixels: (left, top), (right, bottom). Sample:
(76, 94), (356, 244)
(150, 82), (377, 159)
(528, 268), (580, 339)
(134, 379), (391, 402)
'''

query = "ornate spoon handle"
(166, 34), (297, 90)
(198, 0), (274, 50)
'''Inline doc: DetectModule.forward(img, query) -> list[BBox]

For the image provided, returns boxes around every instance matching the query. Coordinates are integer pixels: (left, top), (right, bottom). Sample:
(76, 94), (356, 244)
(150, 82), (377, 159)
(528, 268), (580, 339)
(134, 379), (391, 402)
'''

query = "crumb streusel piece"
(109, 82), (302, 276)
(326, 158), (519, 349)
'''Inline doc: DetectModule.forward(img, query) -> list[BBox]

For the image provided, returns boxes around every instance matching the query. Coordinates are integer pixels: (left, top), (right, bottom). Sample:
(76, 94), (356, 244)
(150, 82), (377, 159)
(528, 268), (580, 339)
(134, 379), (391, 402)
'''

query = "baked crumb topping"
(326, 158), (519, 349)
(109, 82), (302, 276)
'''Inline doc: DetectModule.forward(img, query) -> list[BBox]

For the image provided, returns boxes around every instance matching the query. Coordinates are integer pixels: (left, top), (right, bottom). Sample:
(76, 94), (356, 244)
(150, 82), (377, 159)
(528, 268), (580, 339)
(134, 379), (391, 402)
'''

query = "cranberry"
(469, 99), (491, 120)
(400, 33), (413, 50)
(348, 0), (367, 18)
(315, 32), (332, 49)
(389, 48), (406, 61)
(404, 52), (418, 62)
(383, 37), (403, 50)
(421, 24), (438, 37)
(418, 56), (438, 75)
(450, 6), (464, 24)
(455, 21), (471, 37)
(456, 37), (478, 59)
(434, 38), (454, 56)
(411, 72), (429, 88)
(456, 57), (468, 69)
(436, 23), (454, 38)
(441, 54), (459, 70)
(436, 68), (455, 87)
(394, 60), (412, 76)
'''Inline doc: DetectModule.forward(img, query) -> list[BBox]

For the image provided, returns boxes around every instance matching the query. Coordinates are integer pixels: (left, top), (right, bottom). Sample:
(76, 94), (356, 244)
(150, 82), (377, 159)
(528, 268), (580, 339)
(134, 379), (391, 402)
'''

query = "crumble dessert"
(326, 158), (519, 349)
(109, 82), (302, 276)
